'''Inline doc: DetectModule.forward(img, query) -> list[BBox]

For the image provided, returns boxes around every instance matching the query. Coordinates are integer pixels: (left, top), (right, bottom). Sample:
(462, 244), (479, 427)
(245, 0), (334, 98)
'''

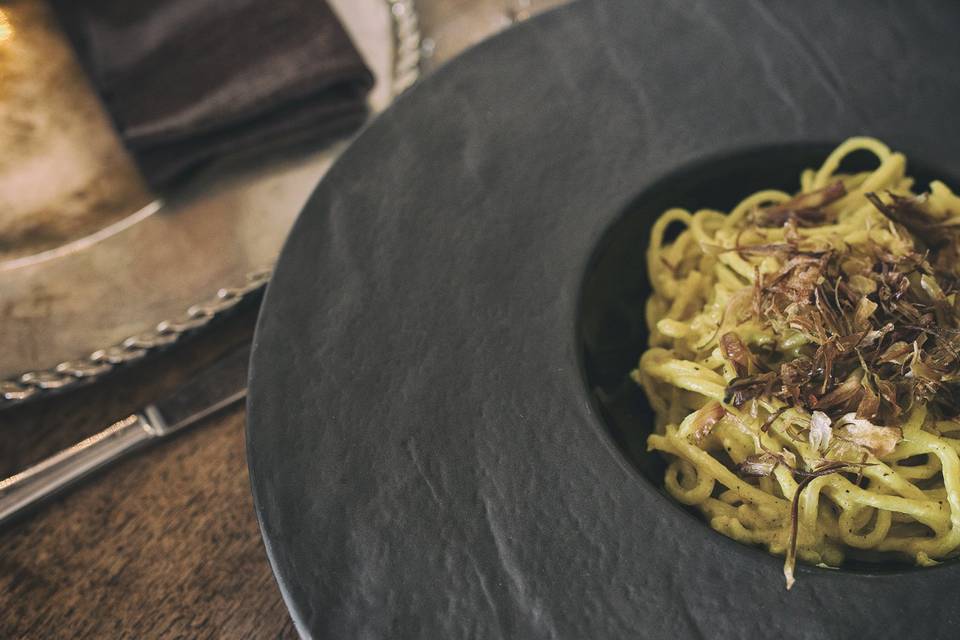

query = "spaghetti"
(634, 137), (960, 587)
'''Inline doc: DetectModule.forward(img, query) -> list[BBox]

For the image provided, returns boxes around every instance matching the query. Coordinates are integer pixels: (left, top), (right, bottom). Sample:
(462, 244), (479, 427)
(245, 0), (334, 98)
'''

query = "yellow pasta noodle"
(634, 137), (960, 588)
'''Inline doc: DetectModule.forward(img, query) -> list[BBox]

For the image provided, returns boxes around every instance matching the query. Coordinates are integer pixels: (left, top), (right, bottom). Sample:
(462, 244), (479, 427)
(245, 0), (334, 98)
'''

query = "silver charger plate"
(0, 0), (566, 405)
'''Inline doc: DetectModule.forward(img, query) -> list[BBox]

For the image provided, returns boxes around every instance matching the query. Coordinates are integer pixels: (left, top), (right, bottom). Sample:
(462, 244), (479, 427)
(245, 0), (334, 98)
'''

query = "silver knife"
(0, 341), (250, 527)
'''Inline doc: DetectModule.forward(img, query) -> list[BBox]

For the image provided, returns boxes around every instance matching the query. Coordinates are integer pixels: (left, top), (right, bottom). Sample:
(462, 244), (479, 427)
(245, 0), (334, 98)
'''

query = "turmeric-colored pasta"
(635, 137), (960, 588)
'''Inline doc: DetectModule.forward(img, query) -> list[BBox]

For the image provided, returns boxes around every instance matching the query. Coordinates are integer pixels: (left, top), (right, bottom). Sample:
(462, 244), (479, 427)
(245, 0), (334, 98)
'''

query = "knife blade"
(0, 341), (251, 528)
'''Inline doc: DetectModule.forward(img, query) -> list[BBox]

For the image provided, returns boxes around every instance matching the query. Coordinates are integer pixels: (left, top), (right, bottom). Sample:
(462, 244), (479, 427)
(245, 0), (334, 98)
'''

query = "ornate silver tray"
(0, 0), (565, 405)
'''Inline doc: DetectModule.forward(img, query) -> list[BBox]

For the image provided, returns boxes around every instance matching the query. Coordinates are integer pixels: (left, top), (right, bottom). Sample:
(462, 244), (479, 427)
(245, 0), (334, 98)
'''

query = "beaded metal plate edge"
(0, 0), (421, 406)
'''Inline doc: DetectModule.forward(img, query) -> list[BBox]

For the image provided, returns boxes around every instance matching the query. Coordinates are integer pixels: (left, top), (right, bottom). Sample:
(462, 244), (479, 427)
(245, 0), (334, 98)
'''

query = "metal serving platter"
(0, 0), (565, 405)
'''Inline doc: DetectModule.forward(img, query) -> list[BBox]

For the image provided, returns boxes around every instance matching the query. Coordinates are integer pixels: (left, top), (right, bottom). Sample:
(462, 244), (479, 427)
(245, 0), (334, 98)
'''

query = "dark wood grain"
(0, 296), (299, 638)
(0, 408), (296, 639)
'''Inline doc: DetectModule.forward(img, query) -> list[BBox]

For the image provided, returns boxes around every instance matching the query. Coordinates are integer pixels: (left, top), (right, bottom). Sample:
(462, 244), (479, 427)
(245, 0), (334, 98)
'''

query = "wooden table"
(0, 304), (298, 638)
(0, 2), (566, 637)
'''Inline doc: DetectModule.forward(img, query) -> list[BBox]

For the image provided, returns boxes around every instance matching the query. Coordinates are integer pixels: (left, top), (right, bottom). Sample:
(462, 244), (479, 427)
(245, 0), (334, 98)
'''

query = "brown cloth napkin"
(51, 0), (375, 188)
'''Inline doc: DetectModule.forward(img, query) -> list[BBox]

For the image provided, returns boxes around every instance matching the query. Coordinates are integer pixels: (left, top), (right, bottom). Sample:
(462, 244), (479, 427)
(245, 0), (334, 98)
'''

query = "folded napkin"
(51, 0), (375, 188)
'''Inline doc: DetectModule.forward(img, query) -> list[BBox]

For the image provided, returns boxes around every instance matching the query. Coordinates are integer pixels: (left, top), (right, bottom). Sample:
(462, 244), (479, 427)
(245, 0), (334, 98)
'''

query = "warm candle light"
(0, 10), (13, 42)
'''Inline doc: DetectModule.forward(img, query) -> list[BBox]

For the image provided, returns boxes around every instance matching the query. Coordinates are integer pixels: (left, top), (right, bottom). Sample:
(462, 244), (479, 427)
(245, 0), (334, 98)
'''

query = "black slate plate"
(247, 1), (960, 637)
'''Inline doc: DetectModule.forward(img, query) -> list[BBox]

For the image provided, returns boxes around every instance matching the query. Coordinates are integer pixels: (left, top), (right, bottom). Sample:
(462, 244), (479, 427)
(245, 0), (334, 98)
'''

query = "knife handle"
(0, 413), (158, 527)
